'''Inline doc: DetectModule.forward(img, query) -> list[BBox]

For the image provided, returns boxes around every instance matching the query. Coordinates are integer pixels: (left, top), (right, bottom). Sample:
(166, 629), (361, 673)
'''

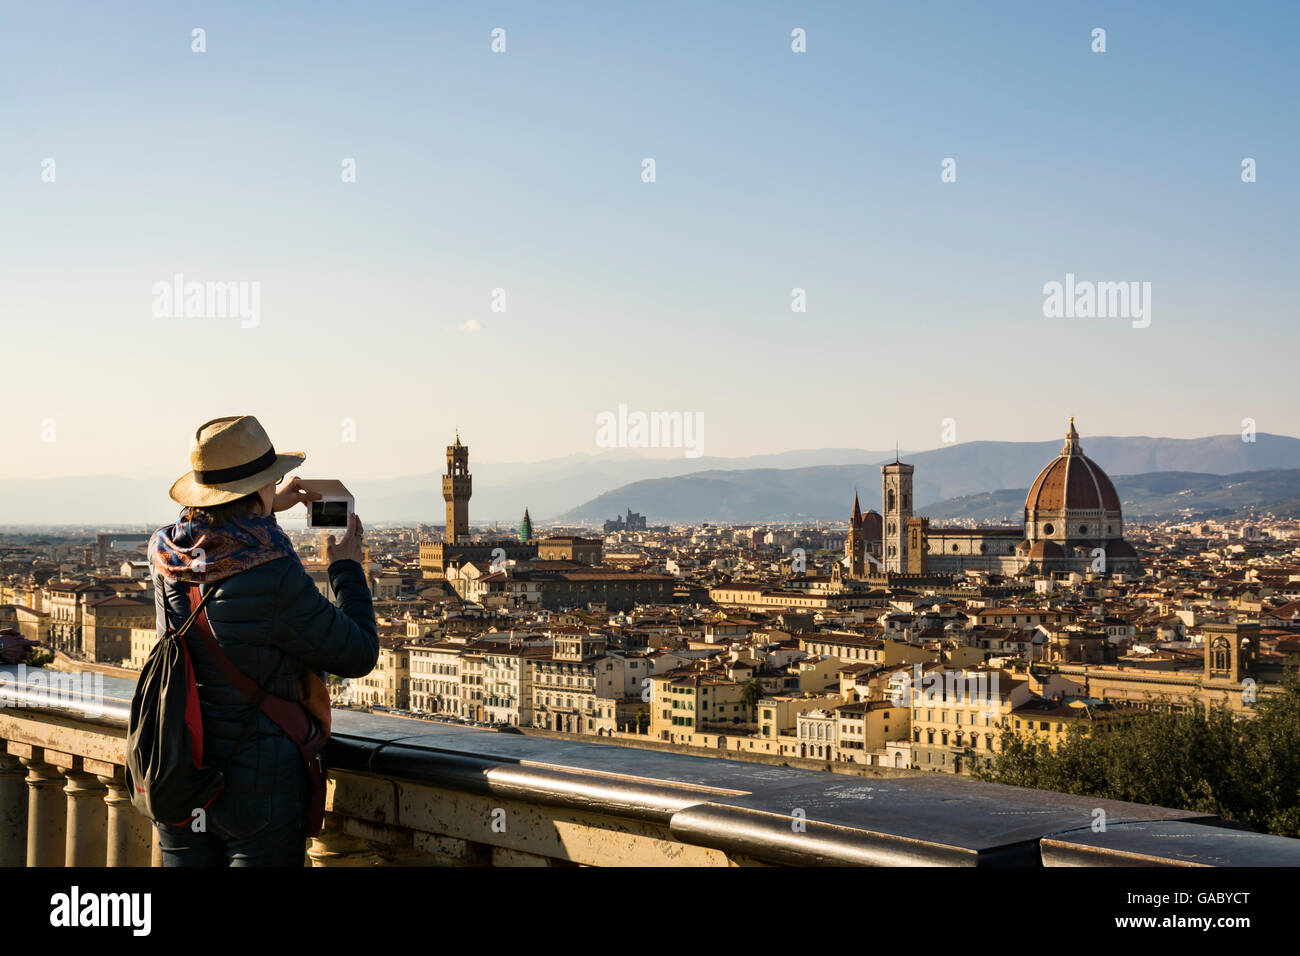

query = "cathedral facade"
(846, 420), (1140, 578)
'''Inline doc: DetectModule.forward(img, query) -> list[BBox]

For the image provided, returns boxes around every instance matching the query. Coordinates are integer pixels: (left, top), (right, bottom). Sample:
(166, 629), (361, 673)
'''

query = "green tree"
(975, 674), (1300, 838)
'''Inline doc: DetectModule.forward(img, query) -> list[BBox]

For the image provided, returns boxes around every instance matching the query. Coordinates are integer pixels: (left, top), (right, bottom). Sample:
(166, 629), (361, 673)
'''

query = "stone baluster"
(10, 743), (66, 867)
(307, 813), (381, 866)
(87, 760), (150, 867)
(0, 752), (29, 866)
(44, 748), (108, 867)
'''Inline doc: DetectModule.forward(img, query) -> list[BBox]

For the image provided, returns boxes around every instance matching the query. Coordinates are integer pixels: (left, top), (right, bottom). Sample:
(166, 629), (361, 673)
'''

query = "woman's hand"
(272, 476), (322, 513)
(327, 513), (365, 565)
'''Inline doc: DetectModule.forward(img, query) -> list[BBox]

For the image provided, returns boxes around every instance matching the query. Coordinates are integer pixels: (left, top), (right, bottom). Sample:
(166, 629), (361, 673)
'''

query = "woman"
(148, 415), (378, 866)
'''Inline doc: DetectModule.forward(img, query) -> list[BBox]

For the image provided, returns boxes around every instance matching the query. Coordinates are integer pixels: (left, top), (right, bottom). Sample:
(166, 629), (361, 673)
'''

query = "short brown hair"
(182, 492), (265, 529)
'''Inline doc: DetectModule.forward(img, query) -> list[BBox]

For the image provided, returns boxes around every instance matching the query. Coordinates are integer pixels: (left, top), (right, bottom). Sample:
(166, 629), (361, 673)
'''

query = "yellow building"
(907, 667), (1034, 774)
(1008, 698), (1136, 747)
(756, 694), (837, 741)
(536, 537), (602, 564)
(798, 633), (933, 668)
(832, 700), (907, 763)
(128, 626), (157, 670)
(82, 597), (152, 664)
(650, 670), (751, 743)
(351, 639), (410, 710)
(794, 654), (842, 693)
(1055, 622), (1283, 716)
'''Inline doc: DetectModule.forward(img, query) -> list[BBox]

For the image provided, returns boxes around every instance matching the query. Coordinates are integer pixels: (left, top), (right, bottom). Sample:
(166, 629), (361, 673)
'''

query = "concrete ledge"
(1, 665), (1294, 867)
(1041, 820), (1300, 867)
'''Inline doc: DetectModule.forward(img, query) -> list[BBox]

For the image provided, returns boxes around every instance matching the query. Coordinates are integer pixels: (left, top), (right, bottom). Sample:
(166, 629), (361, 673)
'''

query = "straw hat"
(169, 416), (305, 507)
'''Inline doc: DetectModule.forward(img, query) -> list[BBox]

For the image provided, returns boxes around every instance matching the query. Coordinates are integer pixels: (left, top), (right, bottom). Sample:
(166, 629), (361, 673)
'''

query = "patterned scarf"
(149, 510), (298, 583)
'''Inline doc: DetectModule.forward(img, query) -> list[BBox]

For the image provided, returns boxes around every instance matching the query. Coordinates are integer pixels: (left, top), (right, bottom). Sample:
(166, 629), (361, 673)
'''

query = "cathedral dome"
(1024, 420), (1121, 514)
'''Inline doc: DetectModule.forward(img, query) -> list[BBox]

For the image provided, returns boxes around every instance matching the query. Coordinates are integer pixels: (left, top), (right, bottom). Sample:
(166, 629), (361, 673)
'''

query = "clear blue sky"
(1, 0), (1296, 480)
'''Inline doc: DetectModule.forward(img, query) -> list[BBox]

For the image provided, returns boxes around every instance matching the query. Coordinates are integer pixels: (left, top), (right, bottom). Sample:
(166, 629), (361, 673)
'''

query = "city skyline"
(8, 0), (1300, 899)
(3, 1), (1298, 481)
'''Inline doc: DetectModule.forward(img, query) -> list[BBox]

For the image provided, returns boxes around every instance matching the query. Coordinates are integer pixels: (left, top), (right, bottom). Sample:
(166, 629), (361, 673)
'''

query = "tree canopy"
(974, 673), (1300, 838)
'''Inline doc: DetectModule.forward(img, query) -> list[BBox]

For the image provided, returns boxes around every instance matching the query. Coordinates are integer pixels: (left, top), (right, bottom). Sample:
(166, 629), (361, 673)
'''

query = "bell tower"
(442, 430), (472, 545)
(847, 491), (864, 578)
(882, 452), (913, 574)
(1203, 622), (1258, 683)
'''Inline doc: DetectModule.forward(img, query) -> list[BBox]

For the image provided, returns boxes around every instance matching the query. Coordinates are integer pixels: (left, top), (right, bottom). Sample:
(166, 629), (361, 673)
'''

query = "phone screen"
(311, 500), (350, 527)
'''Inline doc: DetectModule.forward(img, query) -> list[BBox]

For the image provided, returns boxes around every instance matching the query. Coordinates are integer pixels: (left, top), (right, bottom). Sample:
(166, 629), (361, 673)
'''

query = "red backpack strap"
(185, 583), (311, 745)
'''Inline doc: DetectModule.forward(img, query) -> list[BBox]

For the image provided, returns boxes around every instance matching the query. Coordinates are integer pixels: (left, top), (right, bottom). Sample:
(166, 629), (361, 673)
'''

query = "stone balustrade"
(3, 664), (1299, 867)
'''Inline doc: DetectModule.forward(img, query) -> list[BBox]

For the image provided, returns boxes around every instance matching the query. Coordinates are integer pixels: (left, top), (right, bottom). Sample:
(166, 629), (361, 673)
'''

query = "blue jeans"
(156, 786), (308, 867)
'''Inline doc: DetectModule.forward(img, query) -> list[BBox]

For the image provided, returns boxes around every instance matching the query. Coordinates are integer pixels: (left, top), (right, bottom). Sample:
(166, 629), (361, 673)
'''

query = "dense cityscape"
(6, 424), (1298, 784)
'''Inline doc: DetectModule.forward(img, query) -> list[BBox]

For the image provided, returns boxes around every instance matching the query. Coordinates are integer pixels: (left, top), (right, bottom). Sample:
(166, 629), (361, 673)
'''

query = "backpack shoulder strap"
(184, 582), (310, 745)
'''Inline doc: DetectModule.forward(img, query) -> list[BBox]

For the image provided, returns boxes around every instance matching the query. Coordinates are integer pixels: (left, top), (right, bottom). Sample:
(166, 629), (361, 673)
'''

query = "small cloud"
(457, 319), (481, 333)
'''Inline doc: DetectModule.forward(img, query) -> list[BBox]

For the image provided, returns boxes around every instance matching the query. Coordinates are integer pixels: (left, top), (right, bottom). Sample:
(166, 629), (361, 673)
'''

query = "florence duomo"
(846, 420), (1141, 579)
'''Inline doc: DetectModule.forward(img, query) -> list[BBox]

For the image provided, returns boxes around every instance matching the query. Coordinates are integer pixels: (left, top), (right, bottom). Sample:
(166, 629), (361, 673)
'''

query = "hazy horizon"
(1, 427), (1296, 483)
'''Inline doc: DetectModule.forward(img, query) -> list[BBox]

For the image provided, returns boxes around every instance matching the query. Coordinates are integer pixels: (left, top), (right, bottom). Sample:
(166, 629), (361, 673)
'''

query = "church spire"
(851, 490), (863, 526)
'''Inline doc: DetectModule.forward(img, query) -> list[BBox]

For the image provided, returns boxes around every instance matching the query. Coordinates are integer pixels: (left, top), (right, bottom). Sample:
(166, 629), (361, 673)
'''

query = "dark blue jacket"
(153, 556), (378, 798)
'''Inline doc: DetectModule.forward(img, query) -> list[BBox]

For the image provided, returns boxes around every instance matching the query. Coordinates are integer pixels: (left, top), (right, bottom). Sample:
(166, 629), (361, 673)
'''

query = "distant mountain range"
(2, 434), (1298, 526)
(558, 433), (1300, 524)
(0, 447), (897, 527)
(922, 469), (1300, 523)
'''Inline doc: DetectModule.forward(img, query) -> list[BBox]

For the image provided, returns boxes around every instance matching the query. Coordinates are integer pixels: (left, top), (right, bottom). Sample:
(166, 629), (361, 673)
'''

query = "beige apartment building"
(1054, 622), (1285, 716)
(459, 644), (486, 721)
(1008, 698), (1136, 749)
(793, 654), (842, 693)
(907, 667), (1035, 774)
(757, 694), (835, 743)
(798, 633), (933, 668)
(448, 564), (543, 608)
(709, 584), (877, 612)
(42, 580), (113, 653)
(832, 699), (907, 763)
(351, 639), (410, 710)
(529, 630), (655, 735)
(82, 596), (152, 664)
(530, 630), (606, 734)
(408, 642), (464, 716)
(650, 669), (752, 744)
(0, 603), (48, 644)
(128, 626), (157, 670)
(482, 644), (551, 727)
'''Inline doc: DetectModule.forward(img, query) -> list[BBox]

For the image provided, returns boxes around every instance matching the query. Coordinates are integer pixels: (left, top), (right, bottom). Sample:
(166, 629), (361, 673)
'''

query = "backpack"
(125, 584), (228, 827)
(126, 581), (329, 835)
